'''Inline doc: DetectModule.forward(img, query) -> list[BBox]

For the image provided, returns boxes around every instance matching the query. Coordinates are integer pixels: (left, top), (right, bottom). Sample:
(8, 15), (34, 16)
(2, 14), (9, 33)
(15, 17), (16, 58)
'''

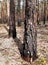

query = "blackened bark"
(9, 0), (16, 38)
(23, 0), (37, 61)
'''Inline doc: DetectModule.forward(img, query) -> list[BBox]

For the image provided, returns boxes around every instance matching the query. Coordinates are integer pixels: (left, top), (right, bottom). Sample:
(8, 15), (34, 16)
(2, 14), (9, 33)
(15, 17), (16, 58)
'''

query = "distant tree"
(43, 0), (46, 24)
(9, 0), (16, 38)
(36, 0), (40, 25)
(17, 0), (22, 26)
(1, 0), (7, 23)
(22, 0), (37, 62)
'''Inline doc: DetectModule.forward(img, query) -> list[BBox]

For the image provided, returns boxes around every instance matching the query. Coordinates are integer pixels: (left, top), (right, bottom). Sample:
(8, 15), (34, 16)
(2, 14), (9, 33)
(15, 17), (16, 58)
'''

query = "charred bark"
(9, 0), (16, 38)
(22, 0), (37, 61)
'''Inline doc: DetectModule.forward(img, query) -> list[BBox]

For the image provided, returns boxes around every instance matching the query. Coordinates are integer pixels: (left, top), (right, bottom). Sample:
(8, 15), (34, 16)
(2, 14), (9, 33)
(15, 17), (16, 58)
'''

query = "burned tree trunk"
(22, 0), (37, 62)
(9, 0), (16, 38)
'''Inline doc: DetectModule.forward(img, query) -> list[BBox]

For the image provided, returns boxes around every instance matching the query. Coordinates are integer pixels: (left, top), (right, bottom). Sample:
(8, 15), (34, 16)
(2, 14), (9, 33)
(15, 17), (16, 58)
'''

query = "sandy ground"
(0, 24), (48, 65)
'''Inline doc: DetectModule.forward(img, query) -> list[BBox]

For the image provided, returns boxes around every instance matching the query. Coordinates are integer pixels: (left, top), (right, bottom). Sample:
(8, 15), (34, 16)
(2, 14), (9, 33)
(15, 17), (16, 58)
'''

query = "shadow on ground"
(14, 38), (24, 57)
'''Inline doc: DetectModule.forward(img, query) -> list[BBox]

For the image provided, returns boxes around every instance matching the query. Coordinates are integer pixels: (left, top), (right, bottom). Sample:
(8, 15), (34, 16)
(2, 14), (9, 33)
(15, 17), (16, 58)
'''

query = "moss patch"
(32, 57), (46, 65)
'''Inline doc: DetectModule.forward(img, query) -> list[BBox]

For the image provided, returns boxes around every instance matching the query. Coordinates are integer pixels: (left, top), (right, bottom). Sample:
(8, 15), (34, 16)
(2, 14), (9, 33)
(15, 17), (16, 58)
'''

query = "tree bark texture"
(9, 0), (16, 38)
(23, 0), (37, 61)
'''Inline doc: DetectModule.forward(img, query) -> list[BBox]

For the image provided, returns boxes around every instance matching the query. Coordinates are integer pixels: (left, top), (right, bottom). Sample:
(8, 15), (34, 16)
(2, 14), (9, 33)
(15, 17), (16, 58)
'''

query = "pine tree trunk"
(44, 0), (46, 24)
(9, 0), (16, 38)
(23, 0), (37, 61)
(17, 0), (21, 26)
(37, 0), (40, 25)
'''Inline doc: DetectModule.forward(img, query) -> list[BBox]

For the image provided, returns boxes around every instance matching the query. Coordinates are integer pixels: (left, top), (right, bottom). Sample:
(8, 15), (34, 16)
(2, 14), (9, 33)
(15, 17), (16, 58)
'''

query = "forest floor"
(0, 24), (48, 65)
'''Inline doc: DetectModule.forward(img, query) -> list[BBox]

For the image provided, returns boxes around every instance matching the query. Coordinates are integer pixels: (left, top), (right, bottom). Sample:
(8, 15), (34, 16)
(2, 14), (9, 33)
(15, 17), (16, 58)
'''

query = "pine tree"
(23, 0), (37, 61)
(9, 0), (16, 38)
(17, 0), (21, 26)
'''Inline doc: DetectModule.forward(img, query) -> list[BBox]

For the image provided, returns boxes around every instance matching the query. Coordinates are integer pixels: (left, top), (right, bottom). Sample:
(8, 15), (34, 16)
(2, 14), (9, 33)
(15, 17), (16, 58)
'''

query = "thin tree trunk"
(9, 0), (16, 38)
(23, 0), (37, 62)
(36, 0), (40, 25)
(44, 0), (46, 24)
(17, 0), (21, 26)
(7, 0), (10, 25)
